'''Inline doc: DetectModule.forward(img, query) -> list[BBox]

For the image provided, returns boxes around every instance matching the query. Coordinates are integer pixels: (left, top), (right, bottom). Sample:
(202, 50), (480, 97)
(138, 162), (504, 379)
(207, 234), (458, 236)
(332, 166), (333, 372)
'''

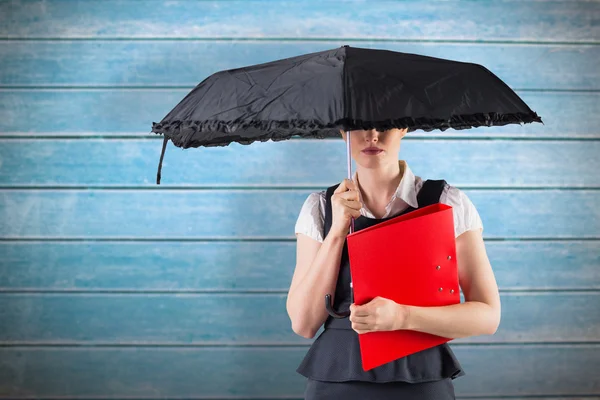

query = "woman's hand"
(349, 296), (410, 334)
(329, 178), (363, 238)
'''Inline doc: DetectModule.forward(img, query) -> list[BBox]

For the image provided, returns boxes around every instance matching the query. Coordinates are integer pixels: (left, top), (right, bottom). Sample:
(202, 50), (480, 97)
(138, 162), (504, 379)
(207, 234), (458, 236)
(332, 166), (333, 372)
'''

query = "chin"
(358, 154), (387, 165)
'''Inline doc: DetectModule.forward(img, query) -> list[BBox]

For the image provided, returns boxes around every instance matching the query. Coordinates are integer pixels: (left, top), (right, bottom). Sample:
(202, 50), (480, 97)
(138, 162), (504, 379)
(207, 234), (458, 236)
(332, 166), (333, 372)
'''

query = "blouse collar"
(352, 160), (419, 214)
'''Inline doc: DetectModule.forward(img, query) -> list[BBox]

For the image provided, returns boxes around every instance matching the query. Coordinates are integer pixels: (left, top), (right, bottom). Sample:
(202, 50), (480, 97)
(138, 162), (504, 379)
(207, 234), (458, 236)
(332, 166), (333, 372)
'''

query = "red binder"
(346, 203), (460, 371)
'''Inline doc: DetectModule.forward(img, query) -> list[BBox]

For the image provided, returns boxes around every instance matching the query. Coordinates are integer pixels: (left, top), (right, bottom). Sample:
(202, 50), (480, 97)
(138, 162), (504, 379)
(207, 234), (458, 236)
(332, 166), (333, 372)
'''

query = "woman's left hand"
(349, 296), (410, 334)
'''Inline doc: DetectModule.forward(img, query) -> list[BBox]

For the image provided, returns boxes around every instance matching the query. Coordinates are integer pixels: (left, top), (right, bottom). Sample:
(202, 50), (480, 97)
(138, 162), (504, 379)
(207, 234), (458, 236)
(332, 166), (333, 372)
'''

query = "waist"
(324, 316), (352, 330)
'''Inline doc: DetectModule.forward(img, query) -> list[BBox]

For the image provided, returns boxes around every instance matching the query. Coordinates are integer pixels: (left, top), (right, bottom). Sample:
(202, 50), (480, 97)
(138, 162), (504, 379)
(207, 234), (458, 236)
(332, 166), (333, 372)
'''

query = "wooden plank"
(0, 241), (598, 291)
(0, 190), (598, 239)
(0, 90), (590, 137)
(1, 139), (598, 188)
(1, 41), (597, 90)
(0, 292), (598, 344)
(0, 345), (598, 397)
(0, 1), (596, 42)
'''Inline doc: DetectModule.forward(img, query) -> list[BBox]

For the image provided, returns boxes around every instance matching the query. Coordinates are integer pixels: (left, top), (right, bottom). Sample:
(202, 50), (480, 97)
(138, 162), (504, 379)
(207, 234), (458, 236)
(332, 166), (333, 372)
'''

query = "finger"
(352, 323), (372, 333)
(350, 316), (371, 326)
(351, 307), (370, 317)
(344, 199), (363, 210)
(334, 179), (350, 194)
(339, 189), (360, 202)
(346, 179), (358, 191)
(340, 196), (361, 211)
(352, 321), (371, 330)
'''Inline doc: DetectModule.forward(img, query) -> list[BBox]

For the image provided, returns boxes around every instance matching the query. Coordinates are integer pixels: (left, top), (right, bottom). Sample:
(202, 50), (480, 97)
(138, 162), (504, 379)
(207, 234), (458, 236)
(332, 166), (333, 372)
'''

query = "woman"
(286, 127), (501, 399)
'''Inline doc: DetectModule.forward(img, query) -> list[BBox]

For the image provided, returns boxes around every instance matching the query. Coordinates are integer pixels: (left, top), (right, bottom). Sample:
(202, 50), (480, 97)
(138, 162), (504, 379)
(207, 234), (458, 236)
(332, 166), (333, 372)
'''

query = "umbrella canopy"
(151, 45), (542, 183)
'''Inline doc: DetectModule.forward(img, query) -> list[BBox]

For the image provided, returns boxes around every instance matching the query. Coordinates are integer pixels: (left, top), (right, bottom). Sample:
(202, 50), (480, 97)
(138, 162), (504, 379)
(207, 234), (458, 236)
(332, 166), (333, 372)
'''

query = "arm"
(401, 229), (501, 339)
(286, 232), (346, 339)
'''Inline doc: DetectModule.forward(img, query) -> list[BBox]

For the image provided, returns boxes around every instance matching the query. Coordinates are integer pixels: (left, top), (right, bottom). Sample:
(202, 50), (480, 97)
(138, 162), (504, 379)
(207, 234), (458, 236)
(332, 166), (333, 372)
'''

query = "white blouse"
(294, 160), (483, 242)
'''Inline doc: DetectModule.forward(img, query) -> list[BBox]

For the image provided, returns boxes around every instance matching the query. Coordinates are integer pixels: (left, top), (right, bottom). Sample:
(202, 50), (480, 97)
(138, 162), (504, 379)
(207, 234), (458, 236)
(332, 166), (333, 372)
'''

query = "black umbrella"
(151, 45), (542, 318)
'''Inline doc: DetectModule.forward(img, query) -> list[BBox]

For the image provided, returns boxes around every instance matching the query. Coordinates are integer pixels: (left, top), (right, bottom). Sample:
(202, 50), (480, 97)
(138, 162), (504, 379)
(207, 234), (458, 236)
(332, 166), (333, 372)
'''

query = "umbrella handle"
(325, 282), (354, 319)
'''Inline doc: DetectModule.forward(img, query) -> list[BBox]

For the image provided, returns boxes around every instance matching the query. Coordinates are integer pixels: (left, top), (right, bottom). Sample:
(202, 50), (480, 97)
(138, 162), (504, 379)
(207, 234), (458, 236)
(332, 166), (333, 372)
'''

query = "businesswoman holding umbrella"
(288, 126), (502, 398)
(151, 45), (541, 399)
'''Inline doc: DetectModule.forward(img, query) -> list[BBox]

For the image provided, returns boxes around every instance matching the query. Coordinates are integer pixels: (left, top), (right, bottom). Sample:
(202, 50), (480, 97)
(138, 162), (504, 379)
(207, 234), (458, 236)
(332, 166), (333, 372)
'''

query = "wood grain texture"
(0, 90), (590, 137)
(1, 41), (597, 90)
(0, 292), (598, 344)
(1, 190), (598, 239)
(0, 139), (598, 187)
(1, 0), (598, 398)
(0, 346), (598, 397)
(0, 0), (597, 41)
(0, 241), (598, 291)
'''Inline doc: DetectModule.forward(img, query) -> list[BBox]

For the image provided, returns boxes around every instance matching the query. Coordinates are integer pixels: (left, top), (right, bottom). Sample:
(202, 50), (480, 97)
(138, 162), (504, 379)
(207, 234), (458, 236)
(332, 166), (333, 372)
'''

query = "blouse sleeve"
(440, 184), (484, 238)
(294, 191), (326, 243)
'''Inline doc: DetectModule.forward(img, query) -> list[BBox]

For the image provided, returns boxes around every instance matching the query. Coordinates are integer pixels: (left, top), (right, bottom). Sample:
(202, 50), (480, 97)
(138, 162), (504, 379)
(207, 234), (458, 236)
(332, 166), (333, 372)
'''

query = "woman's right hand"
(329, 178), (363, 238)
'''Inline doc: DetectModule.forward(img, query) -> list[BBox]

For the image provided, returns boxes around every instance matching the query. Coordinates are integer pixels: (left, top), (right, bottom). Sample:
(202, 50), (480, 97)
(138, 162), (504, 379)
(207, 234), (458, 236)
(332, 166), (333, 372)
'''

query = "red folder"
(346, 203), (460, 371)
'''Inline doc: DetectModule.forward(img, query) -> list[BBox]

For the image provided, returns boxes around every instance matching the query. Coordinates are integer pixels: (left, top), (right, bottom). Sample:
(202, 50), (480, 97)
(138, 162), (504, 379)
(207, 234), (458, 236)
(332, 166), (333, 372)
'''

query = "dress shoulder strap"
(416, 179), (447, 208)
(323, 183), (340, 240)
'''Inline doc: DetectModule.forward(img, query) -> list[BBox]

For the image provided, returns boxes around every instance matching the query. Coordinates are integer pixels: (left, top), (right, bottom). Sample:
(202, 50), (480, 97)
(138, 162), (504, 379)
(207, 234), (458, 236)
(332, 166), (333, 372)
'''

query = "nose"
(365, 129), (379, 142)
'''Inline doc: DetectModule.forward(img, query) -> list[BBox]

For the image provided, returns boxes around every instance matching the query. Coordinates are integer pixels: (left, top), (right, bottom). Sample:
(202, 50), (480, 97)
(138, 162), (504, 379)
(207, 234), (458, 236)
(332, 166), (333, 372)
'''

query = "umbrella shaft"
(347, 130), (355, 234)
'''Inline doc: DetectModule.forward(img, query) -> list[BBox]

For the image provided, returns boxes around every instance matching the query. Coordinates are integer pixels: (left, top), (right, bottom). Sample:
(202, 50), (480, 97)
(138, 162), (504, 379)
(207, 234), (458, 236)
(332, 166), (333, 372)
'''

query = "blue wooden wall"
(0, 0), (599, 398)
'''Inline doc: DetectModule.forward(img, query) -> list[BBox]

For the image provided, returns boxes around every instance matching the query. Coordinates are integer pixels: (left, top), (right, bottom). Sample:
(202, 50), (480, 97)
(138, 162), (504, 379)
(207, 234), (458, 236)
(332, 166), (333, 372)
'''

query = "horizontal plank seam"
(0, 37), (598, 45)
(1, 186), (600, 191)
(0, 396), (596, 400)
(1, 187), (599, 191)
(0, 289), (598, 295)
(1, 237), (599, 242)
(0, 86), (599, 92)
(0, 342), (599, 348)
(0, 87), (597, 93)
(2, 136), (599, 141)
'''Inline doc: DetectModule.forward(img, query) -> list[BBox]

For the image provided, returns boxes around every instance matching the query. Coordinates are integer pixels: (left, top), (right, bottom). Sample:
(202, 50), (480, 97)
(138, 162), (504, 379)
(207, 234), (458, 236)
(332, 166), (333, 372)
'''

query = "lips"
(362, 147), (383, 154)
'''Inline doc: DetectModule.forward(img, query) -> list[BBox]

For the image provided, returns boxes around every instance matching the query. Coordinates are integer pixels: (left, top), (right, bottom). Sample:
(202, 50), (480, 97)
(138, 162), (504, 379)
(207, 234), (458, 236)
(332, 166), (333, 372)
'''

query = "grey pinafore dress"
(297, 179), (465, 399)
